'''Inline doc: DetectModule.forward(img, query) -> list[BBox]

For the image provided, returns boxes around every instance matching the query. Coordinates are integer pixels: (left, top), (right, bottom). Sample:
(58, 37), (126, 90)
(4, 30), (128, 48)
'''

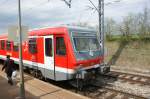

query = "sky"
(0, 0), (149, 33)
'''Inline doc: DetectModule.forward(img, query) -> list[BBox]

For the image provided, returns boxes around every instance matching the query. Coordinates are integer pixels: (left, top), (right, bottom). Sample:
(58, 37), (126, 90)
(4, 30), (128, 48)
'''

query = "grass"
(105, 38), (150, 73)
(106, 35), (150, 42)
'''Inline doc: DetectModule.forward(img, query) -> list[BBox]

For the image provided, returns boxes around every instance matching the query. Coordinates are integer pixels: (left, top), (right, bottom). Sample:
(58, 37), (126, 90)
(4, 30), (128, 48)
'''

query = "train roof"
(66, 26), (96, 32)
(0, 26), (96, 39)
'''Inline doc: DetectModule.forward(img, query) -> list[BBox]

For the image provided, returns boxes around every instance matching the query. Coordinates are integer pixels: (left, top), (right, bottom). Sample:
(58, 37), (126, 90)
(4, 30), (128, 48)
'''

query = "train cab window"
(13, 43), (19, 52)
(28, 38), (37, 54)
(45, 38), (52, 56)
(6, 41), (11, 51)
(1, 40), (5, 50)
(56, 37), (66, 55)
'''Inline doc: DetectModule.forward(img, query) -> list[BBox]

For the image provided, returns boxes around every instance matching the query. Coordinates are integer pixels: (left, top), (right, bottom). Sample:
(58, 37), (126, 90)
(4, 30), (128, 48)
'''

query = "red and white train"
(0, 26), (109, 81)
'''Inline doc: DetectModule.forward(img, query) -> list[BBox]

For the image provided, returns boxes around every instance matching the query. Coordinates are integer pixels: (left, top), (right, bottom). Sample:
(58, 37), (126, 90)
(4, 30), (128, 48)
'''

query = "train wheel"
(29, 69), (44, 80)
(24, 67), (30, 74)
(37, 71), (44, 80)
(30, 69), (36, 77)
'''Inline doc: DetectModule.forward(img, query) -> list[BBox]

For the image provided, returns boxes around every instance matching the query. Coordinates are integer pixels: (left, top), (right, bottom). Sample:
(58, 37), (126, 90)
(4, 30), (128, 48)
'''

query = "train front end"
(68, 27), (110, 82)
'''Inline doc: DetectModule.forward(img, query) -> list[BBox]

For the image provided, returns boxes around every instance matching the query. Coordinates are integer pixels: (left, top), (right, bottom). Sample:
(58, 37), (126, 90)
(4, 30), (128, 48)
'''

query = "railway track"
(88, 70), (150, 99)
(106, 71), (150, 86)
(11, 68), (150, 99)
(77, 83), (147, 99)
(25, 68), (150, 99)
(103, 87), (146, 99)
(0, 63), (149, 99)
(75, 70), (150, 99)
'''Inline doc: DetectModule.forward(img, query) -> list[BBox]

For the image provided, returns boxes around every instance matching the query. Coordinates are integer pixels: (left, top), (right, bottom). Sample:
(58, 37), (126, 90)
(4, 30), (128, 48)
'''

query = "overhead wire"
(22, 0), (72, 15)
(61, 0), (72, 8)
(105, 0), (122, 6)
(88, 0), (99, 12)
(22, 0), (73, 20)
(0, 0), (90, 32)
(83, 0), (123, 27)
(0, 0), (123, 31)
(87, 0), (123, 12)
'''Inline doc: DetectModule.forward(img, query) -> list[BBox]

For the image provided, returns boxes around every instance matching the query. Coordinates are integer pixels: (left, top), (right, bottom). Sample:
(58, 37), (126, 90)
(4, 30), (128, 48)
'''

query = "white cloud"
(0, 0), (149, 33)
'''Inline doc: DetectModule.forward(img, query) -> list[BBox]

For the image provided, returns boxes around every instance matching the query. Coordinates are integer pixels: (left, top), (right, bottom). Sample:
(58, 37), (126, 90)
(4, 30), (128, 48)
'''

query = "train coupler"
(99, 63), (110, 74)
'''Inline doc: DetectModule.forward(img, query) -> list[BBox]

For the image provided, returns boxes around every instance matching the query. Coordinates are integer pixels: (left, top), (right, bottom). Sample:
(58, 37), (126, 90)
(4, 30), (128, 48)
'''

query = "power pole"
(16, 0), (25, 99)
(98, 0), (104, 63)
(102, 0), (104, 63)
(88, 0), (105, 64)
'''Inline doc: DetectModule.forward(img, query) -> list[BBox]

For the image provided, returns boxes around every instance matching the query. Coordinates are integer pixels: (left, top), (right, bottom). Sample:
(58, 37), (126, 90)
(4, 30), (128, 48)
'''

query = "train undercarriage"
(70, 64), (110, 90)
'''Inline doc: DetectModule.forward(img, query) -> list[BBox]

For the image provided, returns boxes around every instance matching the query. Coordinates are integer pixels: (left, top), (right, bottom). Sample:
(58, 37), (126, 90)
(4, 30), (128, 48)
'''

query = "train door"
(44, 36), (55, 80)
(54, 36), (68, 81)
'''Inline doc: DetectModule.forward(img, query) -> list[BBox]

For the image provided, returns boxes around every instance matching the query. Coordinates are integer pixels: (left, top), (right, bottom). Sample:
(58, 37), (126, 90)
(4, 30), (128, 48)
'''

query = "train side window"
(1, 40), (5, 50)
(28, 38), (37, 54)
(56, 37), (66, 55)
(6, 41), (11, 51)
(13, 43), (19, 52)
(45, 38), (52, 57)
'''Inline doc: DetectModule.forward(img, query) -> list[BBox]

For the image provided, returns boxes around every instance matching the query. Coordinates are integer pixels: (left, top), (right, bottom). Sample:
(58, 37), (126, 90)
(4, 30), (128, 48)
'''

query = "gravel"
(107, 79), (150, 98)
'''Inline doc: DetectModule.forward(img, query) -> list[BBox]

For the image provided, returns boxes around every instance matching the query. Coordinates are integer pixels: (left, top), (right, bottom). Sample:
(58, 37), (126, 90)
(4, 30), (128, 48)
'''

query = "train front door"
(44, 36), (55, 80)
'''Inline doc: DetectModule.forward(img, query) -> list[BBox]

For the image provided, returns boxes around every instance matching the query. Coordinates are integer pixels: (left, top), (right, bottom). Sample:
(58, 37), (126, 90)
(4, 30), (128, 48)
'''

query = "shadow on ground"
(0, 75), (39, 99)
(107, 41), (129, 66)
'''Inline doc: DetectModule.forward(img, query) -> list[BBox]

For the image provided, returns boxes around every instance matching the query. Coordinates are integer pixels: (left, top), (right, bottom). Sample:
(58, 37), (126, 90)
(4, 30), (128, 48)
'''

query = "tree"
(119, 14), (135, 40)
(138, 7), (150, 39)
(105, 18), (116, 40)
